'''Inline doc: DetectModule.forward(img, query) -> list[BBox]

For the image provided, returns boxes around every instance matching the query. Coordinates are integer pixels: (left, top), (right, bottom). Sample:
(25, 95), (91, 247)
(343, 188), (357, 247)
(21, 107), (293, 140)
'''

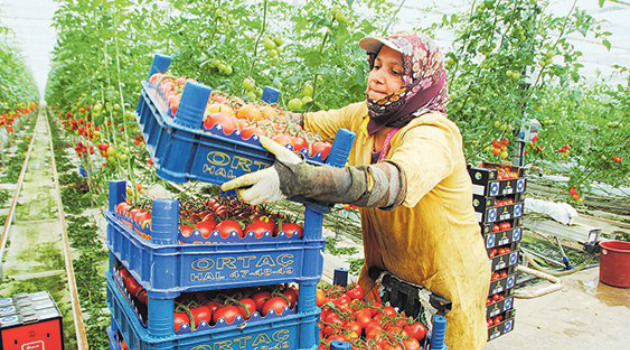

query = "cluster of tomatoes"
(612, 155), (623, 163)
(150, 72), (334, 160)
(116, 265), (298, 334)
(557, 144), (571, 155)
(114, 196), (303, 243)
(490, 268), (510, 282)
(74, 140), (94, 157)
(61, 113), (102, 141)
(488, 246), (513, 259)
(490, 138), (510, 159)
(316, 285), (428, 350)
(568, 186), (582, 202)
(486, 292), (507, 307)
(486, 314), (505, 329)
(495, 166), (519, 181)
(490, 220), (513, 232)
(492, 197), (516, 207)
(0, 102), (37, 134)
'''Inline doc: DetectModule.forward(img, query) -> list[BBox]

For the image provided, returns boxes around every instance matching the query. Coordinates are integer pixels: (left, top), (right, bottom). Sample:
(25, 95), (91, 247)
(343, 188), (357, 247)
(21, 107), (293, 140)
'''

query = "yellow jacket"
(305, 102), (491, 350)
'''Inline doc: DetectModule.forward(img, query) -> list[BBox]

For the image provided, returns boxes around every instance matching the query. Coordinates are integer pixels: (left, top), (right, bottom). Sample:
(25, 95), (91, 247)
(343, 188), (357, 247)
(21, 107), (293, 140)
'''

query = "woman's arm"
(289, 102), (367, 141)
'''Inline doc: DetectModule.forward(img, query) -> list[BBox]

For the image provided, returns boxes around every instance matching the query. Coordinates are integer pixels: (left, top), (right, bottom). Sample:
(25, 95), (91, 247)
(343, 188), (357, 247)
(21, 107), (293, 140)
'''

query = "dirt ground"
(484, 267), (630, 350)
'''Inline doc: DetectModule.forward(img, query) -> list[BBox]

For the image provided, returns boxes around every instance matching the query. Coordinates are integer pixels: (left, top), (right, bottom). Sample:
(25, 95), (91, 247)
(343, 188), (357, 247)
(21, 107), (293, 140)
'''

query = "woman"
(222, 32), (490, 350)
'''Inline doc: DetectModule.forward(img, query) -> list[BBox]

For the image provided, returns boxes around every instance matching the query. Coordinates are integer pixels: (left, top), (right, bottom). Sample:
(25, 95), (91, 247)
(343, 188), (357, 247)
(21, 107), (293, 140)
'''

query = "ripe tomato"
(236, 298), (257, 319)
(195, 217), (218, 239)
(204, 300), (220, 314)
(491, 224), (500, 232)
(252, 291), (271, 312)
(279, 222), (303, 238)
(244, 220), (275, 239)
(310, 141), (332, 159)
(282, 286), (299, 308)
(189, 305), (212, 328)
(179, 224), (194, 238)
(214, 220), (243, 239)
(212, 305), (241, 324)
(291, 136), (309, 152)
(262, 296), (289, 316)
(271, 133), (294, 148)
(345, 285), (365, 300)
(403, 322), (427, 340)
(203, 112), (238, 135)
(316, 289), (328, 307)
(403, 338), (421, 350)
(174, 312), (190, 332)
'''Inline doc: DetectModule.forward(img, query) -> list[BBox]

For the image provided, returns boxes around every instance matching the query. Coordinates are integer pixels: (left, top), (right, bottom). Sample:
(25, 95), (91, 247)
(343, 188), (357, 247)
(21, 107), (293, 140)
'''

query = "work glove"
(221, 136), (406, 208)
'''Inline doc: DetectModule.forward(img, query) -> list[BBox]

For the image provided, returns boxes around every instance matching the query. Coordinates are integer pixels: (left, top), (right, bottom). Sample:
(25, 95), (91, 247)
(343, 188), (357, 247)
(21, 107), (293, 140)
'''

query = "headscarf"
(362, 32), (449, 135)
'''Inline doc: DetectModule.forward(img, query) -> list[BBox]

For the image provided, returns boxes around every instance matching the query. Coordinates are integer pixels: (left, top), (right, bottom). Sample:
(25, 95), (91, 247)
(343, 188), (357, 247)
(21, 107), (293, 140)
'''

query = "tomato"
(203, 112), (239, 135)
(236, 298), (257, 319)
(271, 133), (294, 148)
(345, 285), (365, 300)
(241, 125), (264, 140)
(204, 300), (220, 314)
(276, 222), (302, 238)
(291, 136), (309, 152)
(492, 293), (500, 301)
(491, 224), (500, 232)
(333, 295), (350, 306)
(252, 291), (271, 312)
(212, 305), (241, 325)
(188, 305), (212, 329)
(310, 141), (332, 159)
(120, 339), (129, 350)
(403, 322), (427, 340)
(487, 318), (494, 328)
(382, 305), (397, 318)
(236, 104), (262, 121)
(116, 202), (131, 216)
(262, 296), (289, 316)
(195, 217), (217, 239)
(174, 312), (190, 332)
(214, 220), (243, 239)
(179, 224), (194, 238)
(403, 337), (421, 350)
(356, 312), (373, 329)
(282, 286), (299, 308)
(316, 289), (328, 307)
(500, 271), (508, 278)
(244, 220), (275, 239)
(489, 248), (498, 259)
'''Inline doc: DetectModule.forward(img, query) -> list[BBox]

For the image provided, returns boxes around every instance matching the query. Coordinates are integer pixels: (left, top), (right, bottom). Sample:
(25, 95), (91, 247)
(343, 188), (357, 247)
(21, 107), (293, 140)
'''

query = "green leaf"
(598, 0), (605, 8)
(602, 39), (611, 51)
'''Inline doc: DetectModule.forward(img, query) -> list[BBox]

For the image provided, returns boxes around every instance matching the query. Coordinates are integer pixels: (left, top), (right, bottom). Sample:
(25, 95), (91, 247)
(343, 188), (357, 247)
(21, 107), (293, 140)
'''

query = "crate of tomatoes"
(136, 54), (355, 186)
(468, 162), (527, 198)
(481, 218), (523, 250)
(315, 284), (440, 350)
(106, 270), (320, 350)
(107, 180), (325, 295)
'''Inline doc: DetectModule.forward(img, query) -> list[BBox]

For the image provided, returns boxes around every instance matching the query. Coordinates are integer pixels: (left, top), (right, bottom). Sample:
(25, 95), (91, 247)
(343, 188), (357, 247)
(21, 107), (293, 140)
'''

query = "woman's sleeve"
(303, 101), (366, 141)
(388, 122), (459, 208)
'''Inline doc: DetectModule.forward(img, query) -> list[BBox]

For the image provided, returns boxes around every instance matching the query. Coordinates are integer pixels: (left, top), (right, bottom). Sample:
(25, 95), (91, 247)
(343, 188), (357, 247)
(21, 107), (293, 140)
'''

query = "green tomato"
(268, 49), (278, 58)
(93, 103), (103, 113)
(287, 98), (303, 111)
(243, 78), (255, 91)
(223, 65), (233, 75)
(114, 103), (121, 111)
(301, 96), (313, 104)
(500, 151), (509, 159)
(273, 37), (284, 47)
(245, 91), (256, 101)
(303, 83), (314, 97)
(494, 121), (502, 129)
(264, 38), (276, 50)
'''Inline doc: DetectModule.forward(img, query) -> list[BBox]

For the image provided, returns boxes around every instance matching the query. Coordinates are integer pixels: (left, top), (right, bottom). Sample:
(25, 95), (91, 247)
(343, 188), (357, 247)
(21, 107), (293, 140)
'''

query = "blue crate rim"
(140, 81), (330, 166)
(107, 210), (324, 251)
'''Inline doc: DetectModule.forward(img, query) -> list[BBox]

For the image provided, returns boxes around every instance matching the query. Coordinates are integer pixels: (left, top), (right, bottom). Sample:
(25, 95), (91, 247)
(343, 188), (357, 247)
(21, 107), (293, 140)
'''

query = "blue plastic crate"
(107, 181), (325, 297)
(136, 54), (355, 186)
(107, 326), (123, 350)
(106, 273), (320, 350)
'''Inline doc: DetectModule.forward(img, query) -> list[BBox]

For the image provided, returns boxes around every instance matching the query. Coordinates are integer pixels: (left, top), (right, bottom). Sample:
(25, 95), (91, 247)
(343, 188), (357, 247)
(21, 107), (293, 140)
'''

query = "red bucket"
(599, 240), (630, 288)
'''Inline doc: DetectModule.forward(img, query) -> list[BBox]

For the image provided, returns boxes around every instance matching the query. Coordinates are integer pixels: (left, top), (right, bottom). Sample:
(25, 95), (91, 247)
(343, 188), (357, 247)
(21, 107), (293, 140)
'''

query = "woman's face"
(366, 45), (405, 101)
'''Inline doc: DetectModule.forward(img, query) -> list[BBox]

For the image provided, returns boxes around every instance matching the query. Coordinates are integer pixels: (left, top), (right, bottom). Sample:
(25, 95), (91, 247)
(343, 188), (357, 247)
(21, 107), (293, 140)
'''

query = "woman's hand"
(220, 136), (301, 205)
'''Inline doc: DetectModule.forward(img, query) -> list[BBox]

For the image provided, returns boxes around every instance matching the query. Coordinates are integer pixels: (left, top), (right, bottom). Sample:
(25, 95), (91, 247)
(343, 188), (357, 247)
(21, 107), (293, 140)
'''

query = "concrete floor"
(485, 268), (630, 350)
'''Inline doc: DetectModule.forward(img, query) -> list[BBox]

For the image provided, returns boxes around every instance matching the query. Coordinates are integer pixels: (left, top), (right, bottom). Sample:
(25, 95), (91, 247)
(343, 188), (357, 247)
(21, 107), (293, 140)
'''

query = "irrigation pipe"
(514, 264), (564, 299)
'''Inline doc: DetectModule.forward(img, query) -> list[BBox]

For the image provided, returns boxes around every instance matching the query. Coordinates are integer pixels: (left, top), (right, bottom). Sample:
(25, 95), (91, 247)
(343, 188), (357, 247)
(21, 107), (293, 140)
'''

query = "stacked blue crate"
(105, 54), (356, 350)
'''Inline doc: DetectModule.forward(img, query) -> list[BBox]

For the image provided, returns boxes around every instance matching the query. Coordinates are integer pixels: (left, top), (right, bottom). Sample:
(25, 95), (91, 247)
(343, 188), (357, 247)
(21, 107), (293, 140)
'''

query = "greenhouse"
(0, 1), (628, 350)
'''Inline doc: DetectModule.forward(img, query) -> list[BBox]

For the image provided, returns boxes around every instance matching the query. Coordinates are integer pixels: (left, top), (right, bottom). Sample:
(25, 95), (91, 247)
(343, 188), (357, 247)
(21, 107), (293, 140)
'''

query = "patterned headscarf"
(361, 32), (449, 135)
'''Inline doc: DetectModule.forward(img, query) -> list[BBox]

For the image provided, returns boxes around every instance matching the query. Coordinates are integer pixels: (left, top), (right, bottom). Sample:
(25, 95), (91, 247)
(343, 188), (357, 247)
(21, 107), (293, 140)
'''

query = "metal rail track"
(45, 111), (90, 350)
(0, 114), (39, 270)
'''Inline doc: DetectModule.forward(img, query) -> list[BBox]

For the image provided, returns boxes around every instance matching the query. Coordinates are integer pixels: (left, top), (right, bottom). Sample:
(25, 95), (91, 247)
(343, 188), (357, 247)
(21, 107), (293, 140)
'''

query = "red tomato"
(195, 217), (217, 239)
(316, 289), (328, 307)
(262, 297), (289, 316)
(203, 112), (238, 135)
(310, 141), (332, 159)
(279, 222), (303, 238)
(236, 298), (257, 319)
(252, 291), (271, 312)
(345, 285), (365, 300)
(212, 305), (241, 324)
(174, 312), (190, 332)
(189, 305), (212, 329)
(214, 220), (243, 239)
(492, 224), (500, 232)
(404, 322), (427, 340)
(244, 220), (275, 239)
(283, 286), (299, 308)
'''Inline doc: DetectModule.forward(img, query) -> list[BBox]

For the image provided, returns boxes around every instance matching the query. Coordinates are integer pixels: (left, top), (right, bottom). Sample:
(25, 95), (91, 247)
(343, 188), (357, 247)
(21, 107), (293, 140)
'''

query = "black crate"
(488, 267), (517, 296)
(476, 202), (524, 224)
(489, 250), (519, 272)
(488, 309), (516, 341)
(468, 163), (527, 198)
(486, 296), (515, 319)
(483, 227), (523, 250)
(480, 218), (522, 235)
(473, 194), (525, 214)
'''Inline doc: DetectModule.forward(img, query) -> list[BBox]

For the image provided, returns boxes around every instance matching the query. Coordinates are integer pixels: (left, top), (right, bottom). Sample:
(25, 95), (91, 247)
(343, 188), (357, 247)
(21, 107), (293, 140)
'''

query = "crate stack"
(468, 162), (527, 341)
(105, 54), (355, 350)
